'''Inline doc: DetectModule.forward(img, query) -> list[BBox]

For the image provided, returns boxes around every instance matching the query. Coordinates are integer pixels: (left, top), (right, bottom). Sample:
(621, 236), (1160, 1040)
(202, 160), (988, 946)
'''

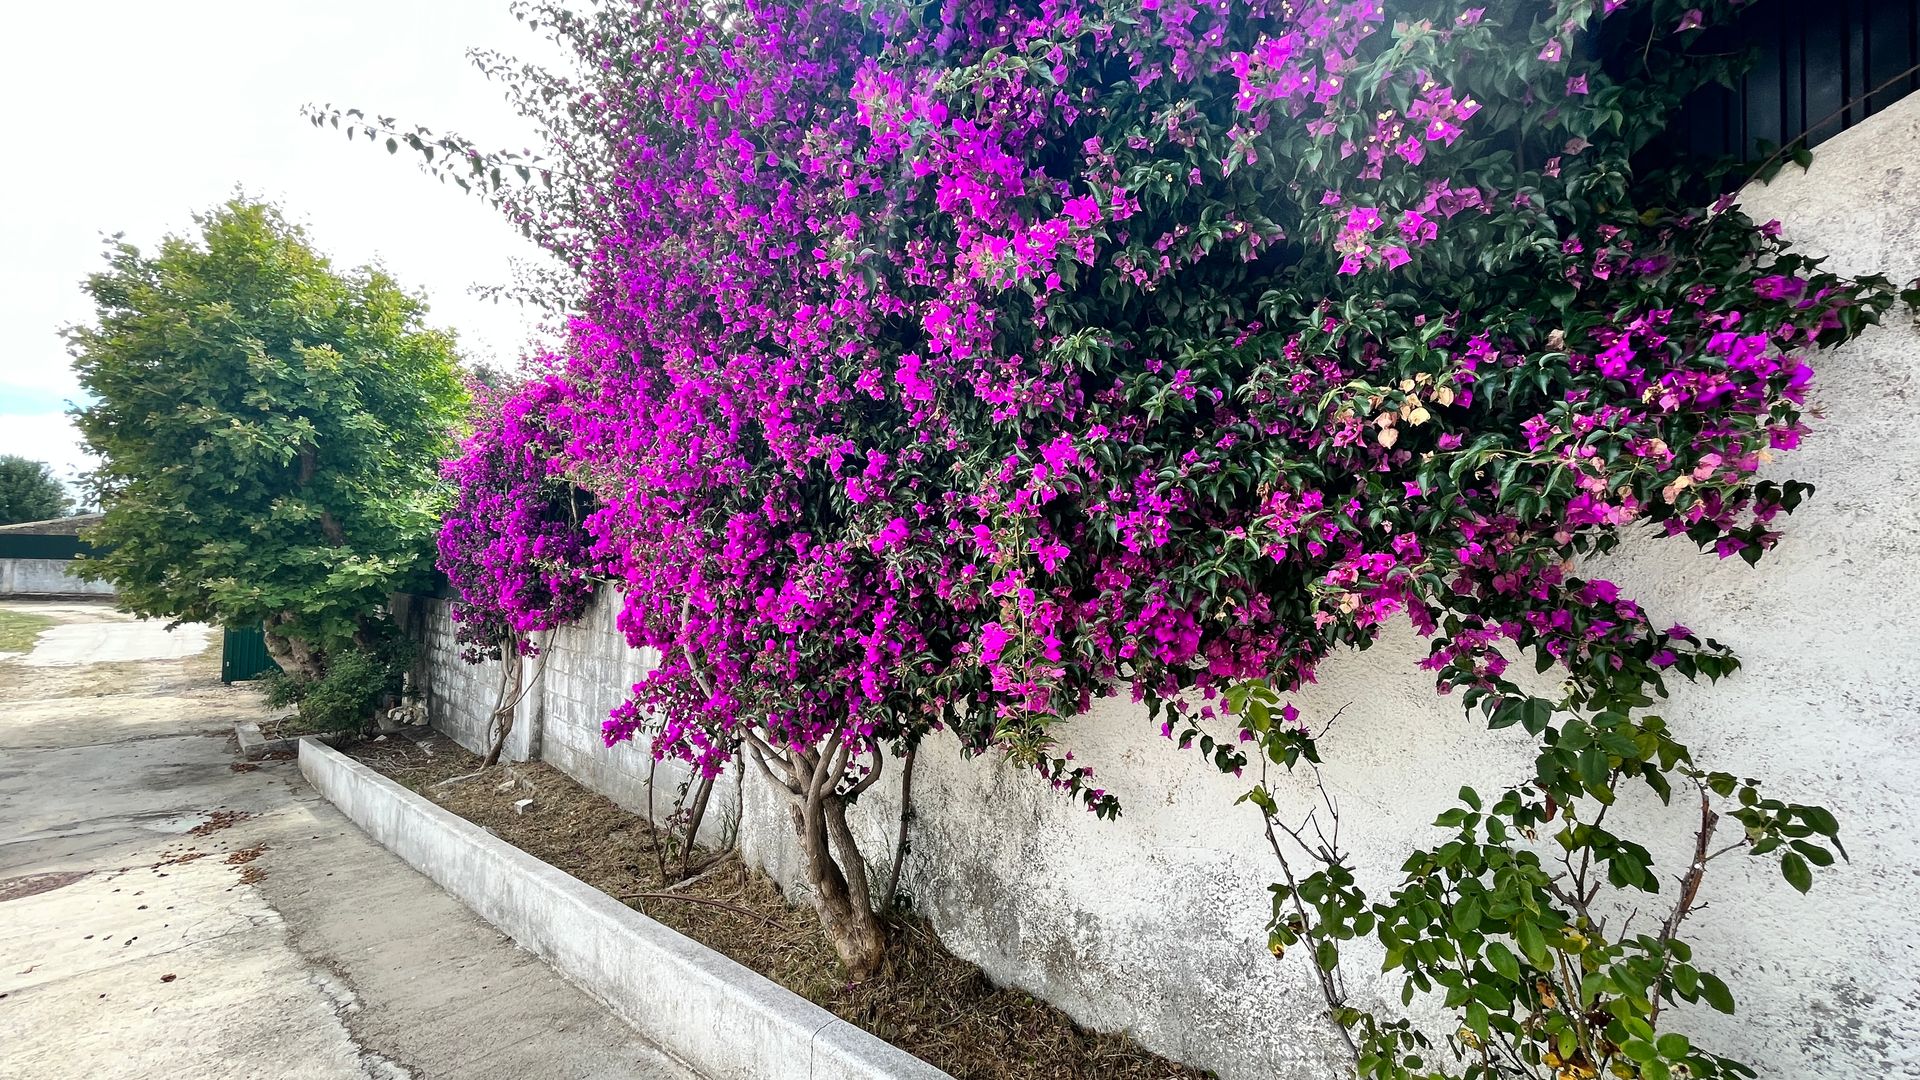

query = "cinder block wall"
(536, 592), (739, 846)
(419, 591), (738, 846)
(417, 96), (1920, 1080)
(418, 602), (524, 760)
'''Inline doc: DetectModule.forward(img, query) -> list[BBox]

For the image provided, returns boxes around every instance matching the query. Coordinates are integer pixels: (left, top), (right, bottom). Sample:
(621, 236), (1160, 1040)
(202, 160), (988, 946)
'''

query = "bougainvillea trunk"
(677, 772), (717, 879)
(792, 790), (887, 981)
(481, 650), (522, 768)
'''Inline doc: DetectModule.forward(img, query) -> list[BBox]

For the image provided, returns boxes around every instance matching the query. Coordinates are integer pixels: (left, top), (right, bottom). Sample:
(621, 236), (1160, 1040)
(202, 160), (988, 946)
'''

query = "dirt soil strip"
(348, 736), (1214, 1080)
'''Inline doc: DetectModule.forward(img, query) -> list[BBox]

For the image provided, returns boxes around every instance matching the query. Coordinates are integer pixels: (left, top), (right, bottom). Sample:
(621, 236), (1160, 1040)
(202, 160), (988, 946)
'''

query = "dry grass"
(350, 736), (1213, 1080)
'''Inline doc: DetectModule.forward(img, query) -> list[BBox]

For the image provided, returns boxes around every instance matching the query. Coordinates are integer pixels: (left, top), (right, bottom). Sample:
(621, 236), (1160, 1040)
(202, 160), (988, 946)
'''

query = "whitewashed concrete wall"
(0, 558), (114, 597)
(534, 591), (739, 847)
(418, 599), (534, 762)
(420, 95), (1920, 1080)
(418, 593), (738, 846)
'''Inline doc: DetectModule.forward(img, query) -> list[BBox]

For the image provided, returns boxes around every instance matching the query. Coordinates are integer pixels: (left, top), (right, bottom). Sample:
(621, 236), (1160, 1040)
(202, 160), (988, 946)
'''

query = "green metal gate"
(220, 624), (281, 683)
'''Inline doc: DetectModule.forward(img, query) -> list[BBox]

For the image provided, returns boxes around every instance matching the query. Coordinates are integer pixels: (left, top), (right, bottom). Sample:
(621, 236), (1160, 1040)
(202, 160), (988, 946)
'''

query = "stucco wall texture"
(419, 94), (1920, 1079)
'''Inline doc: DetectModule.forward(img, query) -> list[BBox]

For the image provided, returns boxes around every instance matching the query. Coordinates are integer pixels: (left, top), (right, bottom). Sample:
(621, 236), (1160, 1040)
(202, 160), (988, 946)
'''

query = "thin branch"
(843, 741), (886, 799)
(656, 857), (732, 894)
(643, 757), (669, 882)
(809, 732), (847, 802)
(677, 770), (717, 879)
(1650, 784), (1718, 1024)
(1704, 839), (1748, 863)
(1312, 701), (1352, 741)
(431, 768), (491, 790)
(1659, 787), (1718, 946)
(884, 744), (918, 911)
(1258, 761), (1360, 1064)
(621, 891), (783, 927)
(1740, 62), (1920, 191)
(741, 729), (801, 795)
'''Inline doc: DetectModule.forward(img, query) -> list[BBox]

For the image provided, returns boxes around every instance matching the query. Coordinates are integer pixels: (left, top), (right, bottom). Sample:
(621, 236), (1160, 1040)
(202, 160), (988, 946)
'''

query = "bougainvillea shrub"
(488, 0), (1892, 782)
(363, 0), (1898, 1072)
(438, 372), (597, 661)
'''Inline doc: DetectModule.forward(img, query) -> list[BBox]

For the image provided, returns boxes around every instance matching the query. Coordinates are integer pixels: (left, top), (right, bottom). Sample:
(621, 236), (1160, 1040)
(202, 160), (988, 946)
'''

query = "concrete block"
(235, 721), (269, 761)
(236, 720), (346, 760)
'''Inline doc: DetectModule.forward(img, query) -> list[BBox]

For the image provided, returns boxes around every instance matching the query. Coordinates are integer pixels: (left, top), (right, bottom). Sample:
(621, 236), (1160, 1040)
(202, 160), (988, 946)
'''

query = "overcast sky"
(0, 1), (562, 490)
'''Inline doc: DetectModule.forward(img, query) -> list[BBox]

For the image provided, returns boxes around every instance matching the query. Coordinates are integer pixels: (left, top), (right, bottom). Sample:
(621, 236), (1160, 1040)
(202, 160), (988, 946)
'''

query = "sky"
(0, 1), (563, 492)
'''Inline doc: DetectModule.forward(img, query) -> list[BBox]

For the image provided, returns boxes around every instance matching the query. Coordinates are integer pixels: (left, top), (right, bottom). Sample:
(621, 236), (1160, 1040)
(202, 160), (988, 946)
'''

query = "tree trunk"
(677, 771), (717, 879)
(883, 745), (917, 911)
(745, 732), (890, 980)
(262, 612), (324, 678)
(791, 792), (888, 982)
(481, 648), (522, 768)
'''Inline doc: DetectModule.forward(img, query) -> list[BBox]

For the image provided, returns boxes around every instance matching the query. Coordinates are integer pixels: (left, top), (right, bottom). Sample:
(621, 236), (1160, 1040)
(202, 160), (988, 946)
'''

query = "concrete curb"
(298, 738), (952, 1080)
(237, 722), (345, 761)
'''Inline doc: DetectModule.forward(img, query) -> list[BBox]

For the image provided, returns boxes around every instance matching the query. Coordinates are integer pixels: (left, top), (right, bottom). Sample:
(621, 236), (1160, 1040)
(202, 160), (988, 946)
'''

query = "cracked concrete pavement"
(0, 602), (697, 1080)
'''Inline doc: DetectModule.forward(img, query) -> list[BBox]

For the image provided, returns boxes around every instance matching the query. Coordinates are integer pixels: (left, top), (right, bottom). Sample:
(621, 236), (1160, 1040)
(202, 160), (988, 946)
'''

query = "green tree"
(68, 199), (467, 675)
(0, 456), (72, 525)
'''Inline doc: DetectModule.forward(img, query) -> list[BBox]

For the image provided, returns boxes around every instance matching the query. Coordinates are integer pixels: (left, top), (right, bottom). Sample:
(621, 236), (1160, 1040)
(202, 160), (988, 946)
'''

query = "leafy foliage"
(335, 0), (1894, 1070)
(0, 456), (73, 525)
(67, 200), (468, 665)
(266, 632), (417, 732)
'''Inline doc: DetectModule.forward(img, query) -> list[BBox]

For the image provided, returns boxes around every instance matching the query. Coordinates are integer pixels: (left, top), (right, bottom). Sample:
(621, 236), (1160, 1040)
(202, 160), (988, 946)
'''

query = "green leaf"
(1485, 941), (1520, 982)
(1316, 940), (1339, 971)
(1453, 896), (1483, 933)
(1671, 964), (1700, 998)
(1800, 805), (1839, 837)
(1699, 972), (1736, 1014)
(1515, 919), (1551, 968)
(1781, 851), (1813, 893)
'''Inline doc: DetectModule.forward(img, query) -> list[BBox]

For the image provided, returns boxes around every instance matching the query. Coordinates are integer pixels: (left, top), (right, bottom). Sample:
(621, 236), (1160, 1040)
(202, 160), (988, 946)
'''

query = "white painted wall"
(418, 594), (738, 846)
(0, 558), (114, 597)
(420, 93), (1920, 1080)
(418, 598), (525, 760)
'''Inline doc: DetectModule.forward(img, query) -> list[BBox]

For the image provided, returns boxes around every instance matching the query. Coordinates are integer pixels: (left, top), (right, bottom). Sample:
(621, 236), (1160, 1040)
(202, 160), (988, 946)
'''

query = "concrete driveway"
(0, 602), (695, 1080)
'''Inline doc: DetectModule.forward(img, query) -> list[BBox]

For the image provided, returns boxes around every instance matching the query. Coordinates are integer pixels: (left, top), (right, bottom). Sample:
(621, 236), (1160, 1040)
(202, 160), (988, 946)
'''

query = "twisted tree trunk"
(749, 732), (889, 981)
(262, 611), (324, 678)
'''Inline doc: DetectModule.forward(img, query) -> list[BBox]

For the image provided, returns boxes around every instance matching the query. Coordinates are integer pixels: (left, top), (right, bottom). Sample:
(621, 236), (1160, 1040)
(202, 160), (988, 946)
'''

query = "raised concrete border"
(237, 721), (346, 761)
(298, 737), (951, 1080)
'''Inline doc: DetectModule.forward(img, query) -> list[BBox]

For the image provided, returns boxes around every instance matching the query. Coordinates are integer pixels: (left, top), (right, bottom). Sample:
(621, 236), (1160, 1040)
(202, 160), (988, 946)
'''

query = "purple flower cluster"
(447, 0), (1890, 805)
(438, 373), (597, 661)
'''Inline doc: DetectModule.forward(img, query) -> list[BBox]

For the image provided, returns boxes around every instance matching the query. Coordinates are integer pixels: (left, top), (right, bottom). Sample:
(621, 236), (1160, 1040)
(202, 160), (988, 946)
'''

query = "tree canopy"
(68, 199), (467, 670)
(0, 456), (72, 525)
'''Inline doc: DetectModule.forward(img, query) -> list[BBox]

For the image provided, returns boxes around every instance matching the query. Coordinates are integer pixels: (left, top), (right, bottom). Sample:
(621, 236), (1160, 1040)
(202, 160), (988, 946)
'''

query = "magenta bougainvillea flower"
(438, 373), (597, 661)
(398, 0), (1894, 1067)
(426, 0), (1891, 819)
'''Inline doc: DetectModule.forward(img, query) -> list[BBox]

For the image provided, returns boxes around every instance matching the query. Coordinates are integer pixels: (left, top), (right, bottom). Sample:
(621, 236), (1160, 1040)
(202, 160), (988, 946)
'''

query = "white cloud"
(0, 0), (565, 407)
(0, 412), (93, 491)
